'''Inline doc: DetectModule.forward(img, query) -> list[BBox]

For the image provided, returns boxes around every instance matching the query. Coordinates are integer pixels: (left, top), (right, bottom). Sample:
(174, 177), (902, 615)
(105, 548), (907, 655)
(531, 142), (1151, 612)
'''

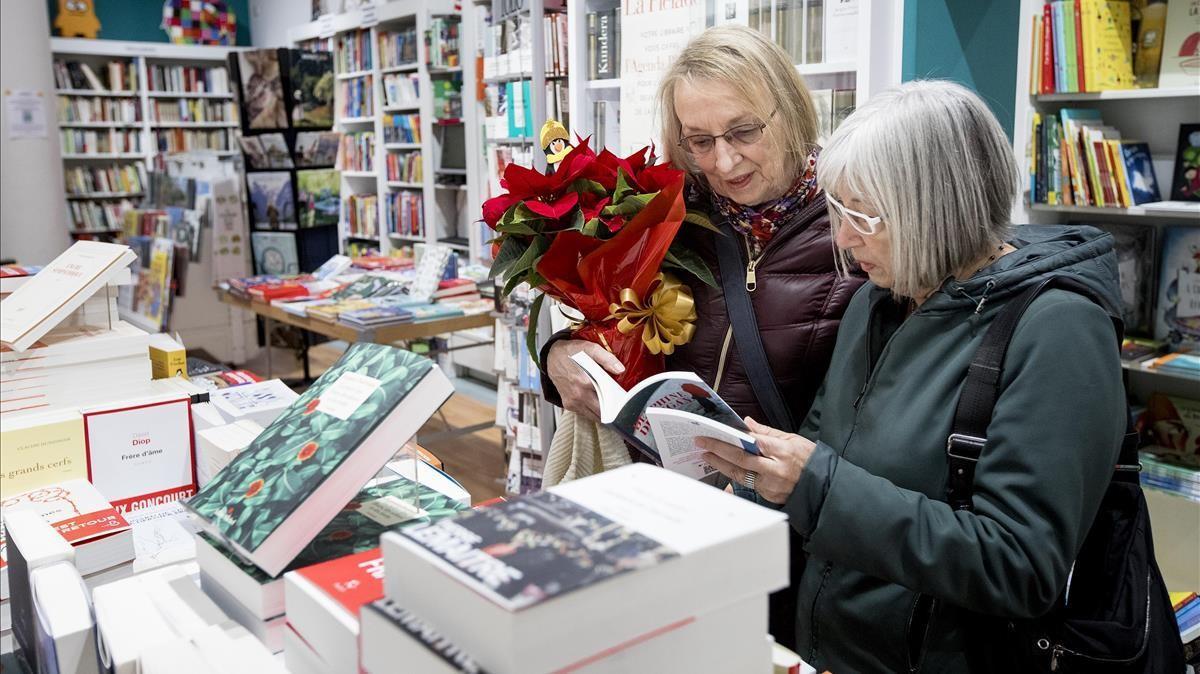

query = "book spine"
(1041, 5), (1056, 94)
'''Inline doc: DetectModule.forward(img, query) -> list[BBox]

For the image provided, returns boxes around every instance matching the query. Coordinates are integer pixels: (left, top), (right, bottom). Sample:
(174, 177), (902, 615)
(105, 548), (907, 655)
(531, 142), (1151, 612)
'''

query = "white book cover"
(0, 266), (132, 295)
(824, 0), (859, 63)
(31, 561), (98, 674)
(1158, 0), (1200, 89)
(2, 479), (131, 574)
(209, 379), (298, 427)
(82, 394), (196, 513)
(126, 501), (198, 573)
(382, 464), (787, 674)
(0, 241), (136, 352)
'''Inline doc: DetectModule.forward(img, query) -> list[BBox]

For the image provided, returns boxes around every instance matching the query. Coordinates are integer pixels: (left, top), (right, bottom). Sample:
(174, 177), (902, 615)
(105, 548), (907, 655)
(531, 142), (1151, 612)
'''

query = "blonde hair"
(657, 25), (819, 179)
(816, 80), (1018, 298)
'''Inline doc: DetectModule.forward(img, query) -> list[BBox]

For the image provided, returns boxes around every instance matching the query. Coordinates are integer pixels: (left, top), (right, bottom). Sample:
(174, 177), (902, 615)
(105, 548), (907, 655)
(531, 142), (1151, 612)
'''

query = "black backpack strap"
(946, 275), (1136, 511)
(714, 225), (797, 432)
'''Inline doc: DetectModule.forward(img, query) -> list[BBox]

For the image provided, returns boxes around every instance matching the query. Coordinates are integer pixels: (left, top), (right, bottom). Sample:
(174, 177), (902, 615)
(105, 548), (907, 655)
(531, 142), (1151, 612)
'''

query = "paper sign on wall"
(5, 90), (47, 139)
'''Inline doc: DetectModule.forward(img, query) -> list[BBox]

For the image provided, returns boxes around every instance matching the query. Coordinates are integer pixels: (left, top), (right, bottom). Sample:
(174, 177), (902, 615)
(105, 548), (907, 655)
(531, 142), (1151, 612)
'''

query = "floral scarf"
(701, 147), (822, 257)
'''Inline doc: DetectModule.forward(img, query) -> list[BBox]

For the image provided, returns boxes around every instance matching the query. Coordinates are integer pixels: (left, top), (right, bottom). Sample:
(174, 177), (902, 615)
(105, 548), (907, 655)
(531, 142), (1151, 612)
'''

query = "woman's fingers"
(696, 436), (760, 472)
(582, 341), (626, 375)
(745, 416), (791, 439)
(701, 446), (752, 486)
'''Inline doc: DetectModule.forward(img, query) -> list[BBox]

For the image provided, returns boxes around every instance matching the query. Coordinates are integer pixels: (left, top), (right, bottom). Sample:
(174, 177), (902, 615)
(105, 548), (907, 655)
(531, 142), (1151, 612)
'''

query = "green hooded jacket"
(785, 225), (1126, 673)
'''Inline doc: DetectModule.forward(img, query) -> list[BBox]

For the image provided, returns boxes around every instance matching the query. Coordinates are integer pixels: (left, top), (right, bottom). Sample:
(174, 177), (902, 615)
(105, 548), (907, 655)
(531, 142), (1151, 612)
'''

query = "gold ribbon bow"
(606, 273), (697, 355)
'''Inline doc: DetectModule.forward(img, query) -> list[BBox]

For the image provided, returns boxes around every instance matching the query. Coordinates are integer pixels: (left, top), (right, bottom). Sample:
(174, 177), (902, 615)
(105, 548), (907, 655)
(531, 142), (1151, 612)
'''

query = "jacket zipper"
(744, 237), (761, 292)
(808, 562), (834, 663)
(809, 296), (913, 663)
(712, 233), (767, 391)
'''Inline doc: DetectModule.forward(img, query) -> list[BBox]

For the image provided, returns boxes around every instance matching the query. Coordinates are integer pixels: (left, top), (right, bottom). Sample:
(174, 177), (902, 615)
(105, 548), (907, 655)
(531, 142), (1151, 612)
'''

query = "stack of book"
(1138, 452), (1200, 503)
(363, 464), (788, 673)
(1, 479), (137, 654)
(183, 343), (457, 661)
(1, 242), (152, 419)
(1174, 592), (1200, 663)
(90, 561), (283, 673)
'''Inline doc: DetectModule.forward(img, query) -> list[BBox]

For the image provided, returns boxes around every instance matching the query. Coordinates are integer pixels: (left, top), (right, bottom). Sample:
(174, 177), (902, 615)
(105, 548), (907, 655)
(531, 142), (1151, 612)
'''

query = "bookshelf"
(563, 0), (902, 155)
(1011, 0), (1200, 590)
(51, 38), (240, 238)
(288, 0), (482, 261)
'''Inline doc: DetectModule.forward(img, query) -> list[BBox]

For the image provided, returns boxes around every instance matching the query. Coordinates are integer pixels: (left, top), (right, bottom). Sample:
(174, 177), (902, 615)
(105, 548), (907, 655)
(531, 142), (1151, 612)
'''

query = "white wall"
(248, 0), (312, 47)
(1, 1), (69, 264)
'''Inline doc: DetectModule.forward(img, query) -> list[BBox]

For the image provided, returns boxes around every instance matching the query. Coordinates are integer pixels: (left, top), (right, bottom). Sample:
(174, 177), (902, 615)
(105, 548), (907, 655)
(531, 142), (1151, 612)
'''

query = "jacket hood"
(916, 225), (1122, 319)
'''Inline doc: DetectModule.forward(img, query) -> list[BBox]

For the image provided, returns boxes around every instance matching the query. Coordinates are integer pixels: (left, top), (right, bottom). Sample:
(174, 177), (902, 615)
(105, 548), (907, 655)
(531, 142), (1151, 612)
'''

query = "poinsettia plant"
(483, 137), (716, 390)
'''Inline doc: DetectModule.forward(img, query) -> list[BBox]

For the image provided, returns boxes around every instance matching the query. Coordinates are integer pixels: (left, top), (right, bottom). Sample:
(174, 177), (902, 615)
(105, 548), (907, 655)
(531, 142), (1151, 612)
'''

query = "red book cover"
(250, 283), (309, 301)
(295, 548), (384, 618)
(1, 479), (130, 546)
(1073, 0), (1086, 92)
(1041, 6), (1057, 94)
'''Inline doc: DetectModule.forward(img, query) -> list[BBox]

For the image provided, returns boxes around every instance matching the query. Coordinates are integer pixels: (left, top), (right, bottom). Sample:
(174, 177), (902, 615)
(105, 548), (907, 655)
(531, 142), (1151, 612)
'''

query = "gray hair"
(657, 25), (819, 179)
(816, 80), (1017, 298)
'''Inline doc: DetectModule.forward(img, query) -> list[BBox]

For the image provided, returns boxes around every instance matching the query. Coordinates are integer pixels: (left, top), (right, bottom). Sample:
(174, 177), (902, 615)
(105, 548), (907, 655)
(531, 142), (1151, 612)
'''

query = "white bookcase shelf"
(1034, 86), (1199, 103)
(289, 0), (480, 259)
(1011, 0), (1200, 591)
(51, 38), (240, 237)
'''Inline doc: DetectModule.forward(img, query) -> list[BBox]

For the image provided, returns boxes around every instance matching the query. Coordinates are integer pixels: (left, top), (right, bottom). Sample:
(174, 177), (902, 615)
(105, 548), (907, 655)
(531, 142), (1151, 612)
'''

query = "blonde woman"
(697, 80), (1140, 672)
(538, 24), (864, 649)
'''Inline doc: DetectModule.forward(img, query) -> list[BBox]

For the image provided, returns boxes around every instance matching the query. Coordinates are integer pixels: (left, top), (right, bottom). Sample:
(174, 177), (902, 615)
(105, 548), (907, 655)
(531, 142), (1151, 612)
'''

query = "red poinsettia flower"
(244, 479), (264, 499)
(303, 398), (320, 415)
(296, 441), (318, 462)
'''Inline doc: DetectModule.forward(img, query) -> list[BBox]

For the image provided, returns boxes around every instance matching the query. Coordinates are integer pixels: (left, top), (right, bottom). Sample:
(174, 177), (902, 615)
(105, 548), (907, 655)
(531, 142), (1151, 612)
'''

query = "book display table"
(215, 289), (494, 376)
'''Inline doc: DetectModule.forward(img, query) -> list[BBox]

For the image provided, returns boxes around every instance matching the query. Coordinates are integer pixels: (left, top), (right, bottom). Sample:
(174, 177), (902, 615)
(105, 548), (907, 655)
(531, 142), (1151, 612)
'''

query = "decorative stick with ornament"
(541, 120), (573, 172)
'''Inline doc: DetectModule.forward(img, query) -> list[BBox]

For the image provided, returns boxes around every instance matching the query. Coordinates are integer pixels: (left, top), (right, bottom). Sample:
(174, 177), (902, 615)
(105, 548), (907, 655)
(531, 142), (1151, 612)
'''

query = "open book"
(570, 352), (757, 483)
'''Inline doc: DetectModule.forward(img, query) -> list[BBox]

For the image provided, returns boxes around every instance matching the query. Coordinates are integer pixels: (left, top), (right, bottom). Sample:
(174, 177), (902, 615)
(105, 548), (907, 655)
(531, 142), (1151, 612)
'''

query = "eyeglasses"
(825, 192), (884, 236)
(677, 109), (776, 157)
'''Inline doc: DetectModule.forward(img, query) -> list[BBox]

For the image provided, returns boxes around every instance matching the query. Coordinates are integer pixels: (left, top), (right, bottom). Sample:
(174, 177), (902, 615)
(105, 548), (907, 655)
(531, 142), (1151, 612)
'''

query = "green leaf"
(683, 211), (722, 234)
(495, 219), (539, 236)
(526, 269), (547, 289)
(489, 236), (524, 280)
(612, 168), (637, 205)
(570, 178), (608, 196)
(601, 191), (657, 218)
(665, 244), (717, 288)
(502, 270), (526, 296)
(526, 292), (546, 367)
(582, 217), (601, 237)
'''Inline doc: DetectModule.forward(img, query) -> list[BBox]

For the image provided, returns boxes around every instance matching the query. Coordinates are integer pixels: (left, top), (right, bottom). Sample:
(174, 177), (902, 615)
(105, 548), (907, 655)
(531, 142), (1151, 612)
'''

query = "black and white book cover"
(368, 598), (489, 673)
(398, 492), (678, 611)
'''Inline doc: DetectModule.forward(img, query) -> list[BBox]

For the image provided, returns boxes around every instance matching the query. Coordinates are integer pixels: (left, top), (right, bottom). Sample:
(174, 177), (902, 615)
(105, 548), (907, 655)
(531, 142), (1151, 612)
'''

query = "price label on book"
(359, 495), (424, 526)
(316, 371), (382, 420)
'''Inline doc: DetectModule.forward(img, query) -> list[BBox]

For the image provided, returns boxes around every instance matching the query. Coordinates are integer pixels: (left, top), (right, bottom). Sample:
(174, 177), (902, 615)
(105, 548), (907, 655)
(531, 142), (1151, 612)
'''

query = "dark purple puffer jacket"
(543, 189), (864, 428)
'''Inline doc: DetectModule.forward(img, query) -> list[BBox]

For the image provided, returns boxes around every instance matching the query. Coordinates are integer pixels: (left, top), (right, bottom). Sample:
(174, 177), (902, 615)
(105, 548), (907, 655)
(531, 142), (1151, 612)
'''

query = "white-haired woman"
(538, 25), (865, 648)
(698, 80), (1129, 671)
